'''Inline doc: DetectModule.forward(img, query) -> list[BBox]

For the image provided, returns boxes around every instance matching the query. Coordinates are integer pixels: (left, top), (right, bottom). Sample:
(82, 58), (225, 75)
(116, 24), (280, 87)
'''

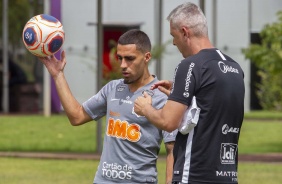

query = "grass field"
(0, 111), (282, 183)
(1, 113), (282, 154)
(1, 157), (282, 184)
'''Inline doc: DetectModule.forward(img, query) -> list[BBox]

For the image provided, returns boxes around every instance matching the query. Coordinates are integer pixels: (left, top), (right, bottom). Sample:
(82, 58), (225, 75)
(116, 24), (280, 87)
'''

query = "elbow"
(67, 106), (88, 126)
(163, 122), (178, 132)
(67, 113), (86, 126)
(70, 121), (81, 126)
(166, 126), (178, 133)
(69, 118), (83, 126)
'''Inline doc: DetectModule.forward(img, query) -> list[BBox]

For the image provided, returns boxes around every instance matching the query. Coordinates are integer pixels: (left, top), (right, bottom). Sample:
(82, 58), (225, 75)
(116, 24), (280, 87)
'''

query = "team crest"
(117, 85), (126, 92)
(142, 90), (154, 97)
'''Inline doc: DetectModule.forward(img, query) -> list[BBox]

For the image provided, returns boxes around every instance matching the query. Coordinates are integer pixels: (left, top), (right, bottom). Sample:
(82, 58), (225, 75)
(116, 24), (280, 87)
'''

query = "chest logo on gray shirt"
(117, 85), (126, 91)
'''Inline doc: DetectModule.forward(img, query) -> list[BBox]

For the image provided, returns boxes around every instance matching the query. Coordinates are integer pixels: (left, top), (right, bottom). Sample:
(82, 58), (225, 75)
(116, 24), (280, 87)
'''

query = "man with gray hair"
(134, 2), (245, 184)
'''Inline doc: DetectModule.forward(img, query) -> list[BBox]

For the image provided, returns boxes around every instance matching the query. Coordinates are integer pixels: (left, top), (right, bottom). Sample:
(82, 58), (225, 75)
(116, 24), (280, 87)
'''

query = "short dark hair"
(118, 29), (151, 53)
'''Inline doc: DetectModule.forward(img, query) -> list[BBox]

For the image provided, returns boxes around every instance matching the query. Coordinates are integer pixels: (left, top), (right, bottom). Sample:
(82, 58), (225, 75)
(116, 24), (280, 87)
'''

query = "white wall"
(59, 0), (282, 111)
(251, 0), (282, 33)
(61, 0), (97, 103)
(161, 0), (198, 80)
(214, 0), (250, 111)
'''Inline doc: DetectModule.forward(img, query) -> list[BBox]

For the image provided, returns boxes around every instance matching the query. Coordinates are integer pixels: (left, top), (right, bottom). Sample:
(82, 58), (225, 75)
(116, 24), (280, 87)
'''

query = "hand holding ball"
(22, 14), (65, 57)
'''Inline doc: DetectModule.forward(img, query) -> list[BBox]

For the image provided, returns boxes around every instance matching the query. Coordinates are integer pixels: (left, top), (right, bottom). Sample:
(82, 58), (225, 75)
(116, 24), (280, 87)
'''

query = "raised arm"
(39, 51), (92, 125)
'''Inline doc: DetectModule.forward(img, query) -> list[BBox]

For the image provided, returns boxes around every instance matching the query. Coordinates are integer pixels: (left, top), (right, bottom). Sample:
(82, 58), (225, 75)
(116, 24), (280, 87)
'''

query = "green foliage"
(102, 42), (123, 86)
(151, 39), (172, 61)
(0, 0), (31, 47)
(242, 11), (282, 111)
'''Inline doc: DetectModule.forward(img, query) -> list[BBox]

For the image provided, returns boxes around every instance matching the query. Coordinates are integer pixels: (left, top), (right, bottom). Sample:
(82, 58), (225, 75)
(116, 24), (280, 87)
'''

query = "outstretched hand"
(38, 51), (66, 79)
(134, 91), (152, 116)
(150, 80), (173, 96)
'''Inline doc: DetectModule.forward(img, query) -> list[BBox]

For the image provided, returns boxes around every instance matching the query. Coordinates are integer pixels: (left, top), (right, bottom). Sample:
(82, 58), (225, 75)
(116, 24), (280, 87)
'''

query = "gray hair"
(167, 2), (208, 37)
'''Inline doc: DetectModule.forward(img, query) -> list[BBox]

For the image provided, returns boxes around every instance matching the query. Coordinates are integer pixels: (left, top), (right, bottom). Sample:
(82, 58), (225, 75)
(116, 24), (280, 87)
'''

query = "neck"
(128, 73), (154, 92)
(191, 37), (214, 55)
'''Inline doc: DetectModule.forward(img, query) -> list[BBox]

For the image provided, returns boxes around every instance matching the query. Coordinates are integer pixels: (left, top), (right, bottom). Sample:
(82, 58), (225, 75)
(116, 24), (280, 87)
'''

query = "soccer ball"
(22, 14), (65, 57)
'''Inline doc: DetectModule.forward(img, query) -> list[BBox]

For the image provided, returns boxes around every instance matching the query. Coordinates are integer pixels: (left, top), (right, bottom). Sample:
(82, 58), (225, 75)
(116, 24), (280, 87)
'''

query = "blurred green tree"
(243, 11), (282, 111)
(0, 0), (31, 48)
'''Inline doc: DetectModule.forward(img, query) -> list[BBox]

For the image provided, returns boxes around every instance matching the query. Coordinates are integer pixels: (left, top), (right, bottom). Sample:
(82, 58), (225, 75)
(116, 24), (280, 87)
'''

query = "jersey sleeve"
(82, 81), (115, 120)
(168, 60), (197, 106)
(162, 129), (178, 143)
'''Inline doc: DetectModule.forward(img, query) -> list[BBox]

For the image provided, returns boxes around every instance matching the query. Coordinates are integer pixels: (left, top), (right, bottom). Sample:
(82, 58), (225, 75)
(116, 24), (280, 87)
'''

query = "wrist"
(53, 71), (64, 80)
(142, 103), (152, 116)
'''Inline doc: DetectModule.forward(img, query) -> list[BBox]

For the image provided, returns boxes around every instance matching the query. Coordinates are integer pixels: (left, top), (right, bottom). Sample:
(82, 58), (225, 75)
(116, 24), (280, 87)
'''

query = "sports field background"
(0, 111), (282, 183)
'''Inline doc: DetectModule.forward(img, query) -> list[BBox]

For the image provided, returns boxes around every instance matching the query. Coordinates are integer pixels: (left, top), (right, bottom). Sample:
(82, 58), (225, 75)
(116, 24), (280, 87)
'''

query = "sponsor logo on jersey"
(102, 161), (132, 180)
(216, 170), (237, 181)
(107, 118), (141, 142)
(220, 143), (237, 164)
(121, 96), (132, 104)
(110, 97), (132, 104)
(222, 124), (240, 135)
(110, 98), (120, 102)
(183, 62), (195, 98)
(117, 85), (126, 91)
(216, 170), (237, 177)
(183, 92), (189, 98)
(110, 110), (120, 117)
(171, 65), (179, 94)
(218, 61), (239, 74)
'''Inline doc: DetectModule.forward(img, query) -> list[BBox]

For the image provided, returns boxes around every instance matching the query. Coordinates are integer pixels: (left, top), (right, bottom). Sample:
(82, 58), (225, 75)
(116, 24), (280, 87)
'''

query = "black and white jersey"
(168, 48), (245, 183)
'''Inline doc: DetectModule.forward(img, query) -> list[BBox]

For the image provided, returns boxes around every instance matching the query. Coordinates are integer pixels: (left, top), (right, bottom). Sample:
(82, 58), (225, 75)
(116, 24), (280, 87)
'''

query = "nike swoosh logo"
(110, 98), (120, 101)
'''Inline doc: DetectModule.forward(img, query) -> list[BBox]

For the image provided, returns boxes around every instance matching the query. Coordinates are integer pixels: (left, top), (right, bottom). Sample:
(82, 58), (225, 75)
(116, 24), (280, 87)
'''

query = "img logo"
(220, 143), (237, 164)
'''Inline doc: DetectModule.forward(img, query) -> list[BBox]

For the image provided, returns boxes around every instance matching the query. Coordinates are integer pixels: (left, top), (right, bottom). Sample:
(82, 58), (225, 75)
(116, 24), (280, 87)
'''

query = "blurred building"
(43, 0), (282, 112)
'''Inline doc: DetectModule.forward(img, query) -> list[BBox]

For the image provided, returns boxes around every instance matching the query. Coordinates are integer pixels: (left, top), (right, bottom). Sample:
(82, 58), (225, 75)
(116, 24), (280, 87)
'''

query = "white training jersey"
(83, 77), (177, 184)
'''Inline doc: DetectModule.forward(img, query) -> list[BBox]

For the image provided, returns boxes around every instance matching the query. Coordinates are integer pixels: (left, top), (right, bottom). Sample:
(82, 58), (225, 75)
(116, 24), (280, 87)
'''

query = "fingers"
(60, 50), (67, 67)
(150, 81), (166, 90)
(143, 91), (149, 98)
(61, 50), (66, 61)
(158, 86), (171, 96)
(150, 80), (173, 94)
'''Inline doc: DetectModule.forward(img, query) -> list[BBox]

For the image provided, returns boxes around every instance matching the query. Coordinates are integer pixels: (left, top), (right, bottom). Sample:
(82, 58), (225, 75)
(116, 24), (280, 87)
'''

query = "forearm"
(53, 72), (90, 125)
(142, 104), (172, 131)
(142, 103), (178, 132)
(165, 142), (175, 184)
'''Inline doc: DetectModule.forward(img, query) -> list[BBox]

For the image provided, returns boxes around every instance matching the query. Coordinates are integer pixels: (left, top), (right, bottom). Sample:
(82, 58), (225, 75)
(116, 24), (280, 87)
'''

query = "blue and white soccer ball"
(22, 14), (65, 57)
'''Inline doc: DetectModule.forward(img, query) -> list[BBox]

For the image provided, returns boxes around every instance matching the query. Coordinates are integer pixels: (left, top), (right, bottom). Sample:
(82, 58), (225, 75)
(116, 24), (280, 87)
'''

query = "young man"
(39, 29), (177, 184)
(134, 3), (245, 184)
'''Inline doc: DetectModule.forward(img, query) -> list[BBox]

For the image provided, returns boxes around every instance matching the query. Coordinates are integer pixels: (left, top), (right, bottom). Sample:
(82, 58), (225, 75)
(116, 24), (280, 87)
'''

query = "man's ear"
(144, 52), (152, 63)
(181, 26), (190, 39)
